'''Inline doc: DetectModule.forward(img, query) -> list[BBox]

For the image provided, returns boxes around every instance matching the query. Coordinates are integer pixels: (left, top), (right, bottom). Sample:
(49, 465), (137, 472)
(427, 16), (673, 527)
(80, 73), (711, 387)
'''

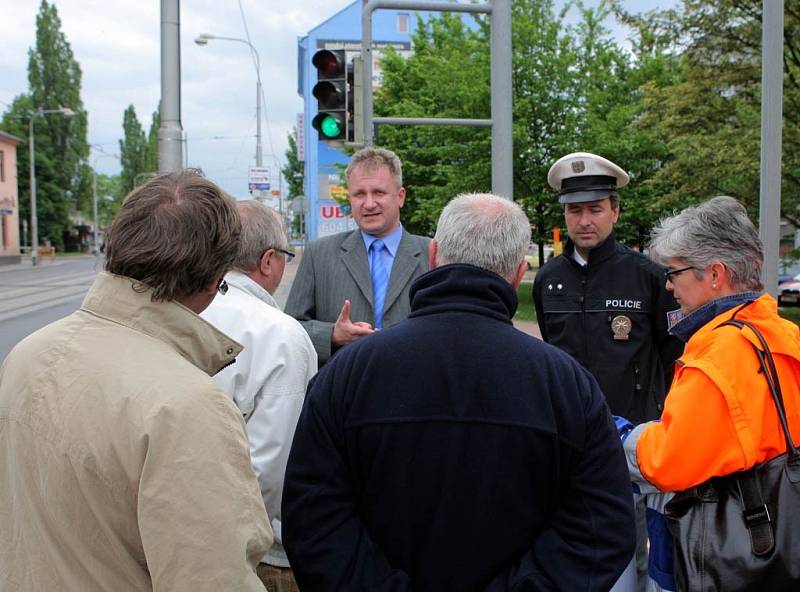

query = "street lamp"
(29, 106), (75, 266)
(195, 33), (263, 167)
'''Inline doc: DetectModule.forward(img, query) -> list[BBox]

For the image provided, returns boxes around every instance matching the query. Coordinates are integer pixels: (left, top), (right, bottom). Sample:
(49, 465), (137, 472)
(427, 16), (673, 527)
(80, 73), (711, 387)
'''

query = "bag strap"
(717, 319), (799, 457)
(715, 318), (799, 556)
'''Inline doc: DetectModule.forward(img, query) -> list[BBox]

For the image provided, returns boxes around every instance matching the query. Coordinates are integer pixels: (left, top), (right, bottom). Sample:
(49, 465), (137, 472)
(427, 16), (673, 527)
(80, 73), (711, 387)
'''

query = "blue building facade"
(297, 1), (417, 240)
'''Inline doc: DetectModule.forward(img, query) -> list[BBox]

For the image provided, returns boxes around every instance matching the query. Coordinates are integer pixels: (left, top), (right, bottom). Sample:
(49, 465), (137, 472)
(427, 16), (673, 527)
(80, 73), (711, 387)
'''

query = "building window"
(0, 150), (4, 182)
(397, 13), (409, 34)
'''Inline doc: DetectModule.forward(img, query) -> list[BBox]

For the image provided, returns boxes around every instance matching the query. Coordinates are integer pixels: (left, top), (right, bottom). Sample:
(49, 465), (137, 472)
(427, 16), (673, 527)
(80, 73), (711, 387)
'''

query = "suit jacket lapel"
(340, 230), (374, 308)
(384, 230), (424, 312)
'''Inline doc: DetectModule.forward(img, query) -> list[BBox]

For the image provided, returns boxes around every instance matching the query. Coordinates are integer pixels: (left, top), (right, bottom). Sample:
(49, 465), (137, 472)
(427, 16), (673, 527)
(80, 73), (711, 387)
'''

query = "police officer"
(533, 152), (683, 424)
(533, 152), (684, 592)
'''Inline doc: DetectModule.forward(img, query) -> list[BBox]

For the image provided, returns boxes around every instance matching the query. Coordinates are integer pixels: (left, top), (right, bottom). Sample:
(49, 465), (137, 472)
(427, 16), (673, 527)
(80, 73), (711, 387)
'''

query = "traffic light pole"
(759, 0), (783, 296)
(361, 0), (513, 200)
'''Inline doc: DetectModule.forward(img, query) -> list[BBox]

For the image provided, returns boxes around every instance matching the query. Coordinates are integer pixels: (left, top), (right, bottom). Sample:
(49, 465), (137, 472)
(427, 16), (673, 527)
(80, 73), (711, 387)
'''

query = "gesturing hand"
(331, 299), (375, 348)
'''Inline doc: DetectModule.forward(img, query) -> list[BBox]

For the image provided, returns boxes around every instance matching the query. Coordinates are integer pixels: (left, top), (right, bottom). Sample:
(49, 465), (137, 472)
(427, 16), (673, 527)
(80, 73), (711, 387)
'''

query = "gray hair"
(648, 196), (763, 291)
(345, 146), (403, 187)
(434, 193), (531, 281)
(234, 200), (288, 272)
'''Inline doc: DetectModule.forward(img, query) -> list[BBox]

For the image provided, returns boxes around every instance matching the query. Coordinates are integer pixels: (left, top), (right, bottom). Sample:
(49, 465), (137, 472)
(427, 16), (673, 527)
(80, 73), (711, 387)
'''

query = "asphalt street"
(0, 250), (537, 363)
(0, 256), (102, 362)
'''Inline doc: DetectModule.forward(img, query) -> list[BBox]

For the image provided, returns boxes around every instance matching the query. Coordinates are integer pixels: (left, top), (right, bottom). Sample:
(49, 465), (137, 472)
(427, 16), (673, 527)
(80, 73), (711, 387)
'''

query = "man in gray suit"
(285, 147), (429, 364)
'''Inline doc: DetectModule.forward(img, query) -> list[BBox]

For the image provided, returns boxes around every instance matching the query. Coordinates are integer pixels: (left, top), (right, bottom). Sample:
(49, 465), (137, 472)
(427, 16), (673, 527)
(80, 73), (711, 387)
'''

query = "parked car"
(779, 277), (800, 306)
(525, 245), (554, 270)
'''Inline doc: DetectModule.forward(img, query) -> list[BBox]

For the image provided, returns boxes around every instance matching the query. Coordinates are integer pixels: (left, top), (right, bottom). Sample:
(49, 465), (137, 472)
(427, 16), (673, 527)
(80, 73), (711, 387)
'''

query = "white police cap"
(547, 152), (629, 204)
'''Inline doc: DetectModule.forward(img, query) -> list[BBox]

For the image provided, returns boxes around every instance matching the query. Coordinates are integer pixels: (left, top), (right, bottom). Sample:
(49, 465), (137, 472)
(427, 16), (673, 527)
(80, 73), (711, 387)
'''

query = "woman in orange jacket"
(622, 196), (800, 591)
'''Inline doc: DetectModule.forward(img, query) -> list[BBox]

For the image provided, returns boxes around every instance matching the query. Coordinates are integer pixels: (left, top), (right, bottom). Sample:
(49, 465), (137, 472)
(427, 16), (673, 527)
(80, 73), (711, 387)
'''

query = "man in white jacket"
(202, 200), (317, 592)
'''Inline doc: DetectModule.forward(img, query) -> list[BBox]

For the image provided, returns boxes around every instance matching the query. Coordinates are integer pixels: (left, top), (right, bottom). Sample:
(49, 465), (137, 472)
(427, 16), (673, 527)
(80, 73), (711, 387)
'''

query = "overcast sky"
(1, 0), (670, 199)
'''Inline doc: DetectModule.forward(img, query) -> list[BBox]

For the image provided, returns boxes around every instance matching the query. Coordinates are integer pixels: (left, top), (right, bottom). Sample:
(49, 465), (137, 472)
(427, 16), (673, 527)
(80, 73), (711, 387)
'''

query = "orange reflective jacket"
(636, 294), (800, 492)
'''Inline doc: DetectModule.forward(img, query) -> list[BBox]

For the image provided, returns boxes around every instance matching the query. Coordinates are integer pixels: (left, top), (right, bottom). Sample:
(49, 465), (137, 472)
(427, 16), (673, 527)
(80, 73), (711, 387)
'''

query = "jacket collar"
(225, 270), (278, 309)
(669, 291), (762, 342)
(681, 293), (800, 362)
(80, 272), (243, 375)
(563, 231), (618, 266)
(409, 264), (517, 323)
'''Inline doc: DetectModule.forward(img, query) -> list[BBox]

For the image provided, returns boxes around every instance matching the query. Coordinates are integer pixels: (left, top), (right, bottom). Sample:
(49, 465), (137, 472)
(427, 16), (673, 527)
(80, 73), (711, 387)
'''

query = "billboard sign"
(248, 166), (271, 191)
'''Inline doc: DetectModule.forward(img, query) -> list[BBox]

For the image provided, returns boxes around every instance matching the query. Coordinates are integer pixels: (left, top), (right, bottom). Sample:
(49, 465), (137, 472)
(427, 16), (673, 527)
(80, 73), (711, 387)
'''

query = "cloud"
(2, 0), (353, 199)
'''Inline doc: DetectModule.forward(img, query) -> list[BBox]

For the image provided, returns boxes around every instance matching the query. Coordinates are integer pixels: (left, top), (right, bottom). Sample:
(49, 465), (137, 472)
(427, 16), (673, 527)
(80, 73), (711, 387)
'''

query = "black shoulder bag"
(664, 319), (800, 592)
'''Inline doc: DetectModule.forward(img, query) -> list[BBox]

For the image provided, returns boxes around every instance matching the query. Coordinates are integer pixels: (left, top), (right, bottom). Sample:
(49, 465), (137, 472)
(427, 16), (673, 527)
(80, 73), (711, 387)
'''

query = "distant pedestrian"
(283, 192), (635, 591)
(202, 200), (317, 592)
(284, 146), (429, 364)
(0, 171), (272, 591)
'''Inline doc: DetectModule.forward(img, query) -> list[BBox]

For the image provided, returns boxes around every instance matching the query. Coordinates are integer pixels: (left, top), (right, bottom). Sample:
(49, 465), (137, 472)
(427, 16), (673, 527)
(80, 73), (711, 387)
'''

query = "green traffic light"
(320, 115), (342, 138)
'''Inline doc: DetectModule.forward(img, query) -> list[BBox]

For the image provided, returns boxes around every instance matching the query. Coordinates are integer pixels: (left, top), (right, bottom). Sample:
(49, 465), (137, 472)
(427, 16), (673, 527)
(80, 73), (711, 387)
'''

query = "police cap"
(547, 152), (629, 204)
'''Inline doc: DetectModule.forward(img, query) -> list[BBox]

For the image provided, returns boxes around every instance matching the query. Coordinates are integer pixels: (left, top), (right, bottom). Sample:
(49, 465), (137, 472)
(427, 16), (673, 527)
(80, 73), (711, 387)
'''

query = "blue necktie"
(369, 239), (389, 329)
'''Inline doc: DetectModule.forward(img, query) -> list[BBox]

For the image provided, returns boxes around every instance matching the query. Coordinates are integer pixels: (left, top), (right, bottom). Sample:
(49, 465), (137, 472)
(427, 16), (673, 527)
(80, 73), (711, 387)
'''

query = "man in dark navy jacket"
(283, 193), (636, 591)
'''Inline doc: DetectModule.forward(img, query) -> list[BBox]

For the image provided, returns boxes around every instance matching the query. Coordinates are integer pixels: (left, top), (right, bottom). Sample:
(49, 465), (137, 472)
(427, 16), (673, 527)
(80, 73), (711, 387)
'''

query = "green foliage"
(282, 127), (305, 199)
(515, 281), (537, 322)
(145, 106), (160, 174)
(622, 0), (800, 226)
(373, 0), (684, 246)
(119, 105), (147, 197)
(118, 104), (160, 200)
(94, 172), (124, 227)
(376, 13), (491, 236)
(0, 0), (90, 250)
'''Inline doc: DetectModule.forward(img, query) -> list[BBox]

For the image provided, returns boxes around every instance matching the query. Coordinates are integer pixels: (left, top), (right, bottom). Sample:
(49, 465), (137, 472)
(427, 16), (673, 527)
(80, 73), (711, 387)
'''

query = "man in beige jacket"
(0, 171), (272, 591)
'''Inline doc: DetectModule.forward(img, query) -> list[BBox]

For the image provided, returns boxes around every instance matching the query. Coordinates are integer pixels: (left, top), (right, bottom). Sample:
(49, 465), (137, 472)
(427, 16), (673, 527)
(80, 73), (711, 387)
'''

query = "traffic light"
(312, 49), (347, 141)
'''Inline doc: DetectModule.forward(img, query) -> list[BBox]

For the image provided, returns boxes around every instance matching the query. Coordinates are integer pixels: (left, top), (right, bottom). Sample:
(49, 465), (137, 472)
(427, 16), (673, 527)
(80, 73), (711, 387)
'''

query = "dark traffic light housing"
(312, 49), (347, 141)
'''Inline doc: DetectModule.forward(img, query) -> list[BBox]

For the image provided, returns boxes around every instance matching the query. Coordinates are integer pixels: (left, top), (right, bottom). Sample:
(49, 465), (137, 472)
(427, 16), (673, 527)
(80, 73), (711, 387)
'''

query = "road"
(0, 250), (536, 364)
(0, 254), (304, 364)
(0, 256), (102, 362)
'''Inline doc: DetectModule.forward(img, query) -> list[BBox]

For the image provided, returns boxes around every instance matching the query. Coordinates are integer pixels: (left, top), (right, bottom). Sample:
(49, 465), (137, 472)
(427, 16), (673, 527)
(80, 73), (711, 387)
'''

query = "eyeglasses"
(276, 248), (295, 263)
(664, 265), (695, 282)
(217, 278), (229, 295)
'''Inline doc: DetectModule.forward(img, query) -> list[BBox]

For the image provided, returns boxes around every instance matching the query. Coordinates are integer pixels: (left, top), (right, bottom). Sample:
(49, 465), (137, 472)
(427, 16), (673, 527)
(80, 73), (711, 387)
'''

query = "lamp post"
(29, 106), (75, 266)
(195, 33), (263, 167)
(91, 149), (120, 254)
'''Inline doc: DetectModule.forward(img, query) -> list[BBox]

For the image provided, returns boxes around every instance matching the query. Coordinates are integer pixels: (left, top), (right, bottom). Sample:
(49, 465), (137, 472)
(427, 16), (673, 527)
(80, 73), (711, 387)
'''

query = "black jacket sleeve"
(282, 374), (413, 592)
(484, 371), (636, 591)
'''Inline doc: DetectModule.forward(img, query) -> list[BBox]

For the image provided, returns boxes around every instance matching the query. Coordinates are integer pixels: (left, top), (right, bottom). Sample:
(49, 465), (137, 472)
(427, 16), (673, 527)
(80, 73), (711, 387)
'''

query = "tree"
(94, 172), (124, 228)
(118, 105), (148, 197)
(145, 106), (160, 175)
(374, 0), (673, 252)
(622, 0), (800, 226)
(0, 0), (90, 250)
(281, 127), (306, 238)
(282, 127), (305, 199)
(376, 12), (491, 237)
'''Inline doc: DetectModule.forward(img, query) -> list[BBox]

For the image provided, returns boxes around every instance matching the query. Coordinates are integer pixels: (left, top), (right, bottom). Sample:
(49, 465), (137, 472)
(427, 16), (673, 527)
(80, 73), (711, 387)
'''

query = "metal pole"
(256, 77), (263, 167)
(361, 0), (512, 199)
(29, 113), (38, 266)
(759, 0), (784, 296)
(92, 169), (99, 254)
(362, 4), (375, 147)
(491, 0), (513, 200)
(159, 0), (184, 172)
